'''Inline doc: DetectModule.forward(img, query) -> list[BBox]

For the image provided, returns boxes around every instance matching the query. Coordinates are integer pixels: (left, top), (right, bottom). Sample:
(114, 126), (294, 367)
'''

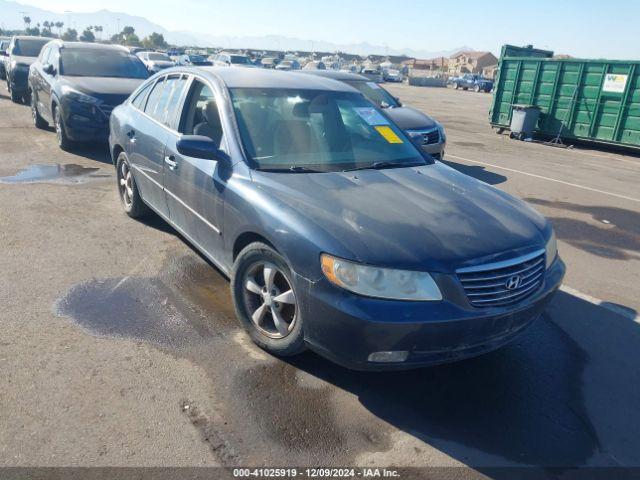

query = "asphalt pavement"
(1, 83), (639, 476)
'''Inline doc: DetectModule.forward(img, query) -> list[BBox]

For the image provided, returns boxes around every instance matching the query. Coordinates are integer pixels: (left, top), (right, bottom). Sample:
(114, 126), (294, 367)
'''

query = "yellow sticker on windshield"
(375, 126), (404, 144)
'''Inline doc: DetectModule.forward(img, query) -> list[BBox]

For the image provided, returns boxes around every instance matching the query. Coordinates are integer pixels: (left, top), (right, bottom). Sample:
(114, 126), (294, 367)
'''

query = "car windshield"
(345, 80), (400, 108)
(13, 39), (48, 57)
(230, 88), (427, 172)
(147, 53), (170, 61)
(230, 55), (250, 65)
(188, 55), (206, 62)
(60, 49), (149, 78)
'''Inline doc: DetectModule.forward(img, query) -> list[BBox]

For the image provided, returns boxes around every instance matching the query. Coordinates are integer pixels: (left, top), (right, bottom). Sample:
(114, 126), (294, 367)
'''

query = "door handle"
(164, 155), (178, 170)
(126, 130), (136, 142)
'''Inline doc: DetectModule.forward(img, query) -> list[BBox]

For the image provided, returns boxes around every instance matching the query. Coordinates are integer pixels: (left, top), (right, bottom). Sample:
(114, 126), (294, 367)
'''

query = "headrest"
(202, 100), (220, 126)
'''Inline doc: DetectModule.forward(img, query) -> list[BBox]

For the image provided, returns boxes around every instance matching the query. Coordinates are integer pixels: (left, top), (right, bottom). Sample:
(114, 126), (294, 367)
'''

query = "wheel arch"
(233, 231), (278, 261)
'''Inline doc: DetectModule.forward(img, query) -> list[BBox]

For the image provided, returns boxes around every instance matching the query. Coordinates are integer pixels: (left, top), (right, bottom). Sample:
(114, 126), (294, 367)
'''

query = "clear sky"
(10, 0), (639, 59)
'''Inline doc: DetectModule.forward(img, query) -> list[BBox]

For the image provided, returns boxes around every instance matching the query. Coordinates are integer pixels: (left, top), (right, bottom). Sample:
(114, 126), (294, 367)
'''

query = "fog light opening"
(367, 351), (409, 363)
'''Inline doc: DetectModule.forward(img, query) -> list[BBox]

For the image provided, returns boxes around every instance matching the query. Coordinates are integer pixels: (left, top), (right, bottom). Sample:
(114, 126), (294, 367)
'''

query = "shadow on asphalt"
(68, 143), (113, 165)
(525, 198), (640, 261)
(441, 159), (507, 185)
(283, 291), (639, 472)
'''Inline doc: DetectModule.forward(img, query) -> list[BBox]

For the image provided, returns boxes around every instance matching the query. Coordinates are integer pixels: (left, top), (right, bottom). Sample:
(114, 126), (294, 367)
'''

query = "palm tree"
(94, 25), (103, 40)
(23, 16), (31, 29)
(55, 21), (64, 36)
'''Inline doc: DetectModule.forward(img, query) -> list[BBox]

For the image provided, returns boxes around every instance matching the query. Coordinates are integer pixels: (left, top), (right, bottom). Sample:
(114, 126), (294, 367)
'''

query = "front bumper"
(61, 102), (110, 143)
(295, 257), (565, 371)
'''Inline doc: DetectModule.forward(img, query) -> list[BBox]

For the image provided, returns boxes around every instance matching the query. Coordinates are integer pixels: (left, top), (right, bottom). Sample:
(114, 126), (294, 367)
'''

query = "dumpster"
(500, 44), (554, 59)
(510, 105), (540, 140)
(490, 45), (640, 150)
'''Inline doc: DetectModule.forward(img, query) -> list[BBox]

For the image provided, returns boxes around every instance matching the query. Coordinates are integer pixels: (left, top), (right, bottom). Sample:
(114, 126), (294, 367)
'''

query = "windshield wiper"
(257, 166), (323, 173)
(343, 161), (425, 172)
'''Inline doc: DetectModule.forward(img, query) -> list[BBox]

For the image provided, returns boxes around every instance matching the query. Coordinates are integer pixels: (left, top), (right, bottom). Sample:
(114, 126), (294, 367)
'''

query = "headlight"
(61, 86), (101, 105)
(437, 123), (447, 143)
(545, 230), (558, 269)
(321, 254), (442, 301)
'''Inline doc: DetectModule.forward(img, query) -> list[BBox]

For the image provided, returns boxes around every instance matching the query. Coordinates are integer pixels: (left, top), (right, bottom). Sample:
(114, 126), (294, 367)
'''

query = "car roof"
(55, 41), (130, 52)
(12, 35), (50, 41)
(300, 70), (369, 82)
(194, 67), (359, 91)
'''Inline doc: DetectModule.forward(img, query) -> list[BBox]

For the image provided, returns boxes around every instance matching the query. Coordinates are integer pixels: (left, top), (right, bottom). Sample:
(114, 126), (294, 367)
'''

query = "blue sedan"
(109, 67), (565, 370)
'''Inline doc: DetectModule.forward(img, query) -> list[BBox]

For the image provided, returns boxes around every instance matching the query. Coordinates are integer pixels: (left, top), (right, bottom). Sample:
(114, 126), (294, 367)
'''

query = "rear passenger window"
(164, 75), (189, 129)
(144, 78), (168, 121)
(132, 81), (153, 110)
(144, 76), (182, 125)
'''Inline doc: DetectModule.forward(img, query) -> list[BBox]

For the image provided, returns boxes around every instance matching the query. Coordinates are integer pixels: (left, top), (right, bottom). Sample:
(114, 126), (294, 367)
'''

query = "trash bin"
(510, 105), (540, 140)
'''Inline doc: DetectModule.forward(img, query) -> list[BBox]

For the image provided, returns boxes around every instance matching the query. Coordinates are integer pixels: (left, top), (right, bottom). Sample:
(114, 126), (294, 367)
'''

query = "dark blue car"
(109, 67), (565, 370)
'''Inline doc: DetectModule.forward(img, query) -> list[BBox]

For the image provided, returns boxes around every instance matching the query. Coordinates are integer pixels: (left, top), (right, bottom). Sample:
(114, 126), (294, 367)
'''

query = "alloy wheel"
(54, 109), (62, 146)
(118, 160), (134, 208)
(243, 262), (297, 339)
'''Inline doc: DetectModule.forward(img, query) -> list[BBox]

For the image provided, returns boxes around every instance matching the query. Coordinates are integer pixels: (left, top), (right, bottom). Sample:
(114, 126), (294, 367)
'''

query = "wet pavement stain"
(0, 163), (109, 184)
(55, 254), (236, 348)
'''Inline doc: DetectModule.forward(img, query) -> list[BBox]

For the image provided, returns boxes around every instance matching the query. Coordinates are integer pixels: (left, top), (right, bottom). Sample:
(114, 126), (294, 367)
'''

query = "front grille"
(408, 128), (440, 146)
(98, 104), (116, 118)
(457, 250), (545, 308)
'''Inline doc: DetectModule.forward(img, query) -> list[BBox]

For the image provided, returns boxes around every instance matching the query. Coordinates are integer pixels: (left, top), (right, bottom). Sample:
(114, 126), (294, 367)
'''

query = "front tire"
(474, 84), (481, 93)
(8, 81), (21, 103)
(116, 152), (148, 218)
(31, 91), (48, 129)
(231, 242), (306, 357)
(53, 105), (74, 151)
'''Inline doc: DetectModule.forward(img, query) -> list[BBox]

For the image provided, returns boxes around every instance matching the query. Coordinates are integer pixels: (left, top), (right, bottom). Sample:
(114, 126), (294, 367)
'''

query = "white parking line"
(560, 285), (639, 322)
(447, 153), (640, 204)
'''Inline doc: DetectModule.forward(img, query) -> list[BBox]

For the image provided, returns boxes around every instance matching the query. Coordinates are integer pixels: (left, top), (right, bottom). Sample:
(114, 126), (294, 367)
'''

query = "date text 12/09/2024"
(233, 468), (401, 478)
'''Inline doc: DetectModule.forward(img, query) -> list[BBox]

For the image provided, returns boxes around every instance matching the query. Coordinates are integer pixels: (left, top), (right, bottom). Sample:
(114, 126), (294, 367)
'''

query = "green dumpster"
(490, 46), (640, 150)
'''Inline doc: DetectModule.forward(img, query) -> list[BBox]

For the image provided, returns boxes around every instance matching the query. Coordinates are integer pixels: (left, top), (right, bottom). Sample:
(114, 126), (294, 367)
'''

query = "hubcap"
(119, 161), (133, 207)
(243, 262), (297, 339)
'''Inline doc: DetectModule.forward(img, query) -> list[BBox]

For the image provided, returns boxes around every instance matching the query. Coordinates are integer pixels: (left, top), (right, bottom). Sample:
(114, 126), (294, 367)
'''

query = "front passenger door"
(163, 77), (227, 262)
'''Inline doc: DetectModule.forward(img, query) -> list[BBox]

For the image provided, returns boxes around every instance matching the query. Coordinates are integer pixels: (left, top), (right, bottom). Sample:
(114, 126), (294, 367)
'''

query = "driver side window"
(179, 79), (223, 148)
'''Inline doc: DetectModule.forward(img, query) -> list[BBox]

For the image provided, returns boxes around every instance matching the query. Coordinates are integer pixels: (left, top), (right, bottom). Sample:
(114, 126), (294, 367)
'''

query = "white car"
(136, 51), (175, 73)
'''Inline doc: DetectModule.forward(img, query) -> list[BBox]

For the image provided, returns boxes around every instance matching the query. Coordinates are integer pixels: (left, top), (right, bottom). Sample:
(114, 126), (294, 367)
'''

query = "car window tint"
(179, 79), (223, 146)
(49, 47), (60, 70)
(13, 39), (48, 57)
(163, 75), (189, 129)
(132, 81), (154, 110)
(230, 88), (425, 171)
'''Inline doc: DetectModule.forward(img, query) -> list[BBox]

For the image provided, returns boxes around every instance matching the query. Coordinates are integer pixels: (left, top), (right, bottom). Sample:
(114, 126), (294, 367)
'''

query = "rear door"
(162, 76), (227, 261)
(126, 75), (173, 218)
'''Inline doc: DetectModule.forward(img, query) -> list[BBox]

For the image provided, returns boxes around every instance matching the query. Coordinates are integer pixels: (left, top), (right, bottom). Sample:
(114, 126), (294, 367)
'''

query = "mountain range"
(0, 0), (472, 58)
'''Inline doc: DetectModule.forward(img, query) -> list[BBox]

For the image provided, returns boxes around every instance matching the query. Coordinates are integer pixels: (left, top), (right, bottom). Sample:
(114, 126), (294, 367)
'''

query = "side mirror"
(43, 63), (55, 75)
(177, 135), (225, 160)
(394, 96), (402, 106)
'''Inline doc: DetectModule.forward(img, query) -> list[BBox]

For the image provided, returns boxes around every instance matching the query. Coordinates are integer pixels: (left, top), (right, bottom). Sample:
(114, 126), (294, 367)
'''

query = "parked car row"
(4, 38), (564, 371)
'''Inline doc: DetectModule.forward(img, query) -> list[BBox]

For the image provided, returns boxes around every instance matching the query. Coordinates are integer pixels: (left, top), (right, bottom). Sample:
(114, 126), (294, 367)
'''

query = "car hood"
(385, 106), (438, 131)
(13, 55), (37, 66)
(252, 162), (548, 272)
(59, 76), (145, 105)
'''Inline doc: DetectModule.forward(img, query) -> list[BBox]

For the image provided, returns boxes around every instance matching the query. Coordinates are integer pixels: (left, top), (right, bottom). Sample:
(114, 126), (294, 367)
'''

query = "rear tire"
(474, 84), (481, 93)
(231, 242), (306, 357)
(116, 152), (149, 219)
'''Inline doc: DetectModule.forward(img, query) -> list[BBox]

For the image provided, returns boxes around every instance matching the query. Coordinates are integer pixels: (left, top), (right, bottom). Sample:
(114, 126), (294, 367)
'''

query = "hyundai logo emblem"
(505, 275), (522, 290)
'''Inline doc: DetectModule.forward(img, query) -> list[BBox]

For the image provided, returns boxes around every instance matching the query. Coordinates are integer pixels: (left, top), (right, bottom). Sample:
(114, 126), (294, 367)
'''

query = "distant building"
(482, 64), (499, 80)
(448, 51), (498, 75)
